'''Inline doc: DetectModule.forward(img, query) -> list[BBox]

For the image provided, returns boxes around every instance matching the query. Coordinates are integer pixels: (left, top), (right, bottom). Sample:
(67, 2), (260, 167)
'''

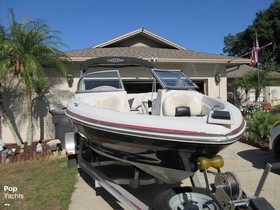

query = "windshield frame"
(76, 70), (125, 93)
(151, 69), (198, 90)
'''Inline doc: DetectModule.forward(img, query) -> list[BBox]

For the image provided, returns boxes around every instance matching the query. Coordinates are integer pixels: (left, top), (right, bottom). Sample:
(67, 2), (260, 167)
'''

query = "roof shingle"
(65, 28), (250, 65)
(66, 47), (249, 64)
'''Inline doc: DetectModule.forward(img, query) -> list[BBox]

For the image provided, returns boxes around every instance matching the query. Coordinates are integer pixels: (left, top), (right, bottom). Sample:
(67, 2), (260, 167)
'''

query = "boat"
(65, 56), (246, 184)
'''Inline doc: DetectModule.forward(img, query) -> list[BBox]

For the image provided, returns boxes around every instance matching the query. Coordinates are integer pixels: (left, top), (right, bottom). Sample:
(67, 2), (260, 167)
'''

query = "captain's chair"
(162, 91), (202, 117)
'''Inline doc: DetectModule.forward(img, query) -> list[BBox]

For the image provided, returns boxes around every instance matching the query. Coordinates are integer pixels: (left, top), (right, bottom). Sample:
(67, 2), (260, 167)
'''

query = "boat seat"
(86, 94), (130, 112)
(162, 91), (202, 116)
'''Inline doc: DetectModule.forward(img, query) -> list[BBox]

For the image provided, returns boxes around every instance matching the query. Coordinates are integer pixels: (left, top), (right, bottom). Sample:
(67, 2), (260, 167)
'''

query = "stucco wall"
(1, 68), (75, 145)
(264, 86), (280, 106)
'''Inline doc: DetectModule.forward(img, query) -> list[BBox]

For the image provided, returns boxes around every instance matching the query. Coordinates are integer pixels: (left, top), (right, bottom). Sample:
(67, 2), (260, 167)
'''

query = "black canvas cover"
(80, 56), (154, 73)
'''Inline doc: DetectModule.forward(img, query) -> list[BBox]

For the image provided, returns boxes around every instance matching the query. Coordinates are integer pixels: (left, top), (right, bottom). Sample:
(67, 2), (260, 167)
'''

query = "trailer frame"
(65, 132), (277, 210)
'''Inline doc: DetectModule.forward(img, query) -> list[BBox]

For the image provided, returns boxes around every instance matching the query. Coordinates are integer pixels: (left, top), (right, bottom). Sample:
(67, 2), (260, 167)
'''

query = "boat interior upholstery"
(81, 91), (130, 113)
(161, 91), (202, 117)
(81, 89), (213, 117)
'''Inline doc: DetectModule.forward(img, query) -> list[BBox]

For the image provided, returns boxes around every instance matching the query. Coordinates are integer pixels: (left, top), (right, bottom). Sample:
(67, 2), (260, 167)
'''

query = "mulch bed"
(0, 141), (62, 164)
(239, 136), (269, 151)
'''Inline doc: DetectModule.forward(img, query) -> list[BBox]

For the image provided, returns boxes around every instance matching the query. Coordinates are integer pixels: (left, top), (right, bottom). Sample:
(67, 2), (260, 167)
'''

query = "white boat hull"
(66, 91), (245, 183)
(66, 66), (246, 183)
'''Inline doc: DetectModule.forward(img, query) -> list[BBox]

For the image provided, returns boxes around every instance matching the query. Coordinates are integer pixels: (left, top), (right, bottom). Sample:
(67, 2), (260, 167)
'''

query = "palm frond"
(2, 10), (70, 145)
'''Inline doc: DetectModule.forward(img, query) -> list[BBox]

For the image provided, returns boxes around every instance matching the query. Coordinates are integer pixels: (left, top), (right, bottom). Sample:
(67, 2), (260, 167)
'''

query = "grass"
(0, 156), (77, 210)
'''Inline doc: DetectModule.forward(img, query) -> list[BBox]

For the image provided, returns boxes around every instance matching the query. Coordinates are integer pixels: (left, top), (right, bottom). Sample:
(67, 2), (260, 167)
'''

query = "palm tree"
(232, 65), (274, 103)
(5, 9), (69, 146)
(231, 72), (254, 102)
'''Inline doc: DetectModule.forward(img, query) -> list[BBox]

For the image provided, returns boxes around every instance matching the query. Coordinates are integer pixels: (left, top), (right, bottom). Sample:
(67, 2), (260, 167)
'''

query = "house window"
(193, 81), (205, 94)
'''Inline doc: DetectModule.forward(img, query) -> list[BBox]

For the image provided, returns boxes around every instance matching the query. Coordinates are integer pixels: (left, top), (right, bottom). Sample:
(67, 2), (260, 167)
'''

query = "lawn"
(0, 156), (77, 210)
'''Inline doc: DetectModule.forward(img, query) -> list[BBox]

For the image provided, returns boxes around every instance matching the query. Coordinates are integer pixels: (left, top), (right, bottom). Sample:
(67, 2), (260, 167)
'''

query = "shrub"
(271, 105), (280, 115)
(247, 111), (278, 142)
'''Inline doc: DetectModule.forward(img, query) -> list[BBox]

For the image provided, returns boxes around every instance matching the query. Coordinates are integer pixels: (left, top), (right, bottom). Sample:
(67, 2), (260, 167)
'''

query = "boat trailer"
(65, 132), (276, 210)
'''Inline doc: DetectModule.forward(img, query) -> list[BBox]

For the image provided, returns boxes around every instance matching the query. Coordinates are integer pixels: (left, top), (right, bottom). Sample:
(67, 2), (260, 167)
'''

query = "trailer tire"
(153, 187), (218, 210)
(153, 189), (175, 210)
(67, 154), (77, 168)
(250, 197), (275, 210)
(81, 146), (94, 162)
(275, 143), (280, 162)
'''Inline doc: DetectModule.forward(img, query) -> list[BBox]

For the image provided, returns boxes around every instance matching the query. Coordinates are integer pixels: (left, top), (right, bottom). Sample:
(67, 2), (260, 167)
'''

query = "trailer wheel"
(82, 146), (94, 162)
(67, 154), (77, 168)
(275, 143), (280, 162)
(153, 188), (218, 210)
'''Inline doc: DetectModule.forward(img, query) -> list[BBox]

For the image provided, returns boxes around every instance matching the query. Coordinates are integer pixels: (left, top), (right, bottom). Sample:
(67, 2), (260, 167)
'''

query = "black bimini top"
(80, 56), (154, 73)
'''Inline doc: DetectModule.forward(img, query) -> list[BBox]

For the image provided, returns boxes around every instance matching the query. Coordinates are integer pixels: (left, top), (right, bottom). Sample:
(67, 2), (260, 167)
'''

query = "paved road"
(68, 141), (280, 209)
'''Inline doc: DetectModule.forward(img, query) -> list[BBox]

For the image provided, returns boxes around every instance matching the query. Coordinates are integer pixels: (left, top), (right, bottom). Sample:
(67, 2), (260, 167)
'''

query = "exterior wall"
(208, 77), (227, 99)
(2, 81), (29, 145)
(264, 86), (280, 106)
(1, 66), (76, 145)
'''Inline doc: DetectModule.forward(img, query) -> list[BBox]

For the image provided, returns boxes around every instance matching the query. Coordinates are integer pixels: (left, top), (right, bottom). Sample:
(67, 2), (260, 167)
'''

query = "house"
(227, 64), (280, 105)
(1, 28), (250, 145)
(66, 28), (250, 98)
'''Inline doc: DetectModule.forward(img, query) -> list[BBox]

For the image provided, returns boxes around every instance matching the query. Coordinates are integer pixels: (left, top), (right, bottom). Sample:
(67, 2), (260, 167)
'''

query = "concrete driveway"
(68, 141), (280, 209)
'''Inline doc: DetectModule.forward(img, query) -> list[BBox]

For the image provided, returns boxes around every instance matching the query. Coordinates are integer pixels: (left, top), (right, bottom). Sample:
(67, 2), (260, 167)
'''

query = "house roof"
(227, 64), (280, 78)
(65, 28), (250, 66)
(226, 65), (255, 78)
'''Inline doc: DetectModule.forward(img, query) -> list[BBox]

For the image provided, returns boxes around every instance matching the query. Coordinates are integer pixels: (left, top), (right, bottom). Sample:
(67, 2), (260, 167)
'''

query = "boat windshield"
(77, 70), (125, 92)
(151, 69), (198, 90)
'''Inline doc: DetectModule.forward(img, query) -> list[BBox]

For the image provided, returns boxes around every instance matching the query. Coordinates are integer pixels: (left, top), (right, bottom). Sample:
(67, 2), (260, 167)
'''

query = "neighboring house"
(227, 64), (280, 105)
(2, 27), (250, 145)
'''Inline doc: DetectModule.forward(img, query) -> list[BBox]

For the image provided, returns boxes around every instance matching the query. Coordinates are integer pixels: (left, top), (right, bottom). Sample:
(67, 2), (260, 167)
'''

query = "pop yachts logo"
(3, 185), (24, 200)
(107, 58), (124, 63)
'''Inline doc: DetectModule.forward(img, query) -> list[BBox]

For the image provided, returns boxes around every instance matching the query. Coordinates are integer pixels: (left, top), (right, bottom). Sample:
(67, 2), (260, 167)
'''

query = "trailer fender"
(65, 132), (78, 155)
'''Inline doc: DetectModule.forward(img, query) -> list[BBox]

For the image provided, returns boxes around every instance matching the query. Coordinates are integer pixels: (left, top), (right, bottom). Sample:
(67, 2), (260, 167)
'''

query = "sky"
(0, 0), (275, 54)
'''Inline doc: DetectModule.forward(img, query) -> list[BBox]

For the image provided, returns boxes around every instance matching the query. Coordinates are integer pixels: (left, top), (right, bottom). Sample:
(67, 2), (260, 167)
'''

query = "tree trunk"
(245, 89), (249, 102)
(4, 116), (22, 146)
(27, 92), (34, 146)
(255, 88), (261, 102)
(0, 92), (22, 146)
